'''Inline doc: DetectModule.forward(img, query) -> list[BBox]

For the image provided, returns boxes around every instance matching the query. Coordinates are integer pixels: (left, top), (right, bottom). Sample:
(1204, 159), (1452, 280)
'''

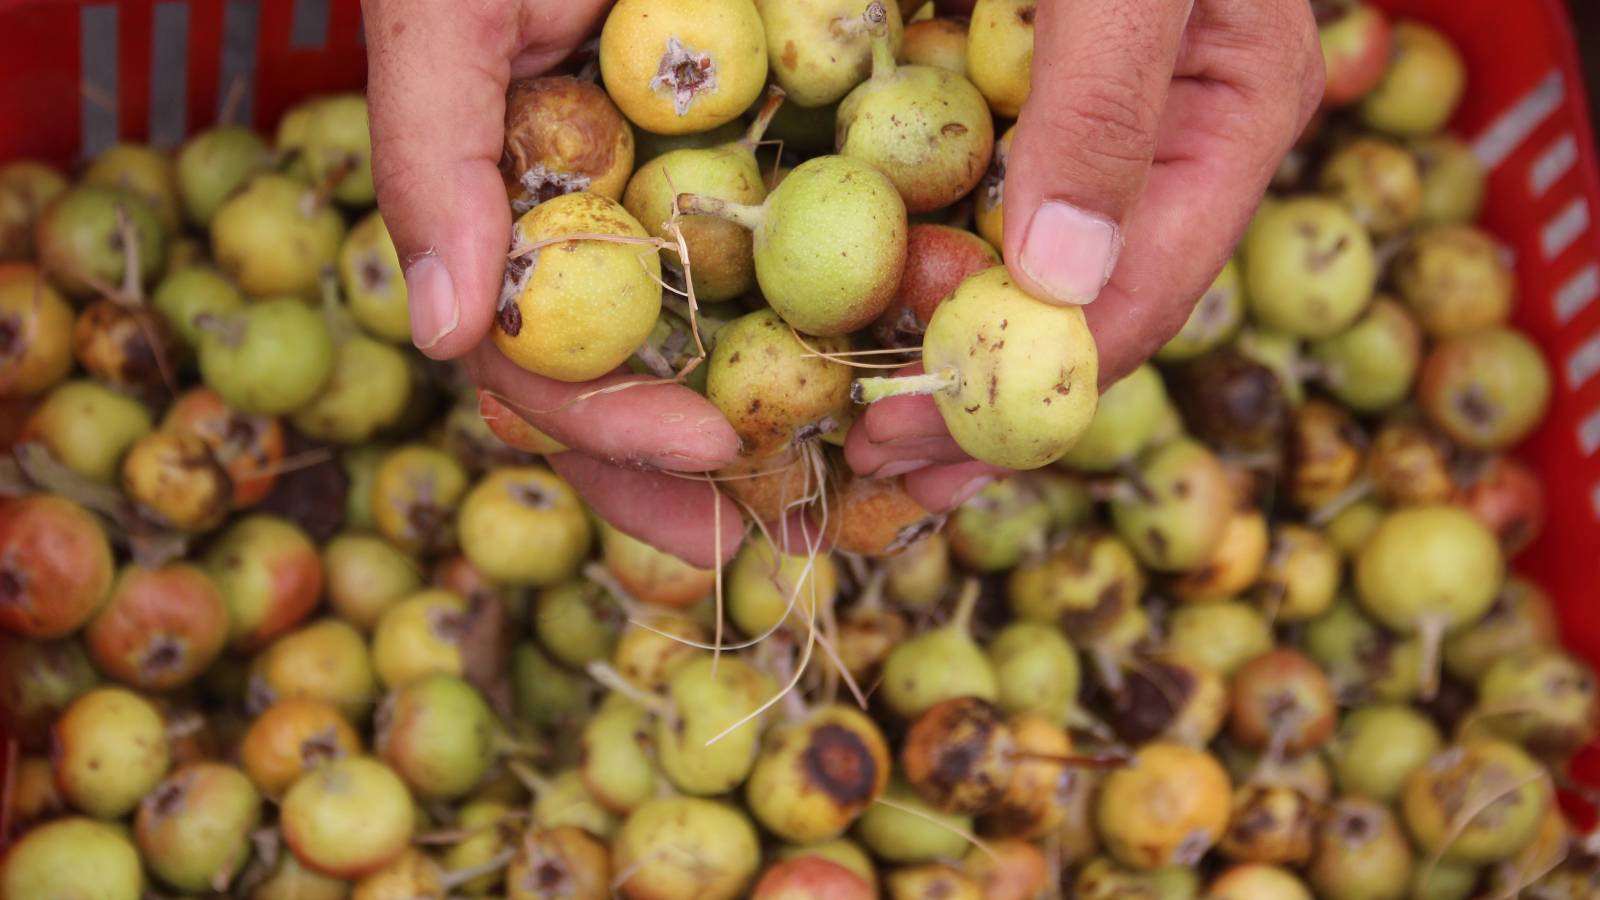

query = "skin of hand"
(850, 0), (1325, 510)
(364, 0), (1322, 565)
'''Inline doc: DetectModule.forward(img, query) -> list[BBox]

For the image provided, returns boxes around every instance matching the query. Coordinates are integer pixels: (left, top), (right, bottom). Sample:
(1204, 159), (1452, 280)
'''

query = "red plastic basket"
(2, 0), (1600, 826)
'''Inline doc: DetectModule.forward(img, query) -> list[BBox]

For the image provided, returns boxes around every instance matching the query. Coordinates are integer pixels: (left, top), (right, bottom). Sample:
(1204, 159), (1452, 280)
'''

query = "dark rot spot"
(300, 726), (343, 769)
(1145, 528), (1169, 560)
(941, 123), (969, 138)
(1060, 581), (1127, 637)
(407, 501), (448, 548)
(0, 315), (19, 360)
(359, 253), (389, 293)
(138, 635), (185, 680)
(426, 607), (467, 645)
(0, 565), (23, 608)
(1017, 5), (1036, 25)
(1337, 807), (1376, 843)
(536, 860), (569, 890)
(509, 482), (554, 509)
(1111, 660), (1195, 743)
(147, 778), (187, 818)
(803, 723), (879, 806)
(1456, 386), (1496, 427)
(498, 299), (524, 337)
(791, 416), (837, 446)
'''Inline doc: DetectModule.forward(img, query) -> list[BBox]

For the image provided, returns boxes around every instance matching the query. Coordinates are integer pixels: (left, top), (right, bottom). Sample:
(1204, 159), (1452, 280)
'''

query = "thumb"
(364, 0), (517, 359)
(1002, 0), (1190, 306)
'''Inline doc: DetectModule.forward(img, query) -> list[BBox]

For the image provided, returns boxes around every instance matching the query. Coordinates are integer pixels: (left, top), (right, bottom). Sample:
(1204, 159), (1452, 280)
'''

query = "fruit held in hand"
(855, 266), (1098, 469)
(495, 191), (662, 383)
(503, 75), (636, 210)
(683, 153), (906, 336)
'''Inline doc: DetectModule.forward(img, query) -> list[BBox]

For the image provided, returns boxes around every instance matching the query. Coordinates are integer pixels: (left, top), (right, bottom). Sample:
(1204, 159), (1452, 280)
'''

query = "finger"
(548, 453), (744, 568)
(1003, 0), (1191, 305)
(904, 461), (1010, 513)
(1085, 0), (1322, 381)
(467, 343), (739, 472)
(843, 419), (968, 478)
(363, 0), (522, 359)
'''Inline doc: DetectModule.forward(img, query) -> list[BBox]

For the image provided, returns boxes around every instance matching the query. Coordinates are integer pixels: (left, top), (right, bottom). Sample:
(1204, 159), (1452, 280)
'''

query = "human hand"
(849, 0), (1325, 508)
(363, 0), (744, 567)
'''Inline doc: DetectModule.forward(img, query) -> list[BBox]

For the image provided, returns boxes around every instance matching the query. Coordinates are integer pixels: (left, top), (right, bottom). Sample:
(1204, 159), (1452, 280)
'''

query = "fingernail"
(950, 476), (995, 508)
(405, 253), (459, 351)
(1018, 200), (1121, 305)
(872, 459), (934, 479)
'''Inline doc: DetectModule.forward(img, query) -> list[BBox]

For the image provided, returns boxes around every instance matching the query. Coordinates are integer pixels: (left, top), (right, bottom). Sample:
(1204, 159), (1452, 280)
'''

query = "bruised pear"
(745, 704), (890, 843)
(502, 75), (635, 210)
(682, 154), (906, 335)
(836, 17), (993, 213)
(494, 191), (662, 383)
(707, 308), (854, 453)
(764, 0), (904, 108)
(855, 266), (1098, 469)
(599, 0), (768, 135)
(624, 88), (783, 302)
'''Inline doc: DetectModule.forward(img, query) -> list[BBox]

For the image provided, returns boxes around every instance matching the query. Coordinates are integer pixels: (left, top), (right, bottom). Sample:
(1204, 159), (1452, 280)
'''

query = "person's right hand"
(363, 0), (745, 568)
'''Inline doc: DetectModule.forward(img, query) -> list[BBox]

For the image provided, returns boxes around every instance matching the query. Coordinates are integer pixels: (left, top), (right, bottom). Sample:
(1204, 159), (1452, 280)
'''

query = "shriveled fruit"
(281, 756), (415, 878)
(84, 563), (227, 691)
(119, 430), (231, 531)
(494, 192), (662, 382)
(900, 696), (1015, 814)
(53, 686), (172, 819)
(855, 266), (1099, 469)
(135, 762), (262, 893)
(612, 796), (760, 900)
(1442, 576), (1557, 682)
(504, 75), (635, 214)
(1168, 348), (1288, 456)
(599, 0), (768, 135)
(0, 494), (113, 638)
(977, 713), (1073, 839)
(1218, 783), (1314, 865)
(1007, 530), (1145, 641)
(210, 174), (345, 299)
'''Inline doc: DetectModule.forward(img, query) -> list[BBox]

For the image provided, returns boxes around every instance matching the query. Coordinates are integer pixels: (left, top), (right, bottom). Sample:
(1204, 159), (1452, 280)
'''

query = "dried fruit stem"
(852, 367), (960, 403)
(440, 848), (515, 891)
(1417, 616), (1446, 701)
(951, 578), (980, 633)
(584, 662), (676, 720)
(675, 192), (766, 231)
(740, 84), (788, 152)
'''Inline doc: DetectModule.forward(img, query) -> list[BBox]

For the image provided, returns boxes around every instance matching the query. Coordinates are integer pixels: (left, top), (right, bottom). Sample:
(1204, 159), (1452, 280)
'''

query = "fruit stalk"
(675, 192), (766, 231)
(851, 367), (959, 403)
